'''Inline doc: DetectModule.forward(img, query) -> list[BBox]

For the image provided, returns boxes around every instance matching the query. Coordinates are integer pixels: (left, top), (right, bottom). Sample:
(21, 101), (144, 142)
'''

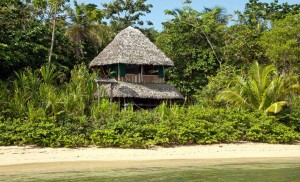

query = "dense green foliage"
(0, 1), (76, 78)
(222, 24), (266, 68)
(1, 0), (300, 148)
(91, 106), (299, 148)
(0, 0), (112, 78)
(0, 65), (299, 147)
(260, 13), (300, 71)
(157, 7), (227, 97)
(217, 62), (300, 113)
(194, 65), (237, 107)
(65, 1), (113, 61)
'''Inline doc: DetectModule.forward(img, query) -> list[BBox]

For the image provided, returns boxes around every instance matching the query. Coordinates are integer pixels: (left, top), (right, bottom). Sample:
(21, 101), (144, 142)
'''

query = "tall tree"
(0, 0), (76, 79)
(157, 6), (228, 98)
(235, 0), (300, 27)
(65, 1), (112, 59)
(217, 62), (300, 113)
(0, 1), (48, 76)
(102, 0), (153, 30)
(32, 0), (70, 64)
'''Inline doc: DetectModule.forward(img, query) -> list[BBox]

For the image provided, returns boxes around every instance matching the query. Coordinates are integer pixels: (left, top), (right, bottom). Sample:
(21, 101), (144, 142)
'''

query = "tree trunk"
(48, 3), (57, 65)
(187, 22), (222, 67)
(200, 28), (222, 67)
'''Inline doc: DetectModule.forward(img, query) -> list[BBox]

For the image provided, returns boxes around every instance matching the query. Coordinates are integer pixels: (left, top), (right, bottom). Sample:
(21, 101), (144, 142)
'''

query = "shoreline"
(1, 157), (300, 174)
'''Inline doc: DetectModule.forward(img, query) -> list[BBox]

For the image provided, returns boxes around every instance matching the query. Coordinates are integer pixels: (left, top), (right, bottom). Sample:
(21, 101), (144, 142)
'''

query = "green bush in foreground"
(0, 103), (300, 148)
(0, 116), (90, 147)
(1, 104), (299, 148)
(90, 107), (300, 148)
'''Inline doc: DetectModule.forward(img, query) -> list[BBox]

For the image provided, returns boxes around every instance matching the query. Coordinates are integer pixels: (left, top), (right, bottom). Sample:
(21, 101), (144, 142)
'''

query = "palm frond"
(285, 84), (300, 95)
(247, 78), (260, 107)
(218, 62), (300, 113)
(265, 101), (287, 114)
(258, 79), (277, 110)
(217, 89), (248, 108)
(261, 64), (277, 89)
(250, 61), (261, 84)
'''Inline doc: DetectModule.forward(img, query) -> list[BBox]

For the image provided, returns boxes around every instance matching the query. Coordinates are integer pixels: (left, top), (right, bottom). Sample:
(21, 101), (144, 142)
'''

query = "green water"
(2, 163), (300, 182)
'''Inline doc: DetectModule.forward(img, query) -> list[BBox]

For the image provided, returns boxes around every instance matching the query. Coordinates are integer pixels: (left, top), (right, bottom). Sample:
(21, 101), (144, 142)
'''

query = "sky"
(76, 0), (300, 31)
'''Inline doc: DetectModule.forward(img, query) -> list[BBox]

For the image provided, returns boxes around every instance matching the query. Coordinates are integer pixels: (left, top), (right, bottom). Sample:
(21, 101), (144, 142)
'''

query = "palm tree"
(217, 62), (300, 113)
(65, 1), (112, 58)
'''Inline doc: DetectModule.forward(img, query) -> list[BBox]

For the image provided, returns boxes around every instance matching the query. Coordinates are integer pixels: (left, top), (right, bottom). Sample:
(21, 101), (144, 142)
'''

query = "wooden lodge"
(89, 26), (183, 108)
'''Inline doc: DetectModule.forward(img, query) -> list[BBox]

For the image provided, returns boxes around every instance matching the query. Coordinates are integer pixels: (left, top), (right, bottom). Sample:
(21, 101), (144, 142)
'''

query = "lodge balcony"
(121, 74), (165, 83)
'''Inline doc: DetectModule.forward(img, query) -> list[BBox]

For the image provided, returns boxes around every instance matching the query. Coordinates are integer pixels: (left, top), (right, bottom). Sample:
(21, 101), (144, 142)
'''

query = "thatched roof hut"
(89, 26), (174, 68)
(101, 82), (183, 100)
(90, 26), (184, 106)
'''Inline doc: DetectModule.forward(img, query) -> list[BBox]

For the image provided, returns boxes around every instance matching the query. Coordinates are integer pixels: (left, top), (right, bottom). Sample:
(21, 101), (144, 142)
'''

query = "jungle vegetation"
(1, 0), (300, 147)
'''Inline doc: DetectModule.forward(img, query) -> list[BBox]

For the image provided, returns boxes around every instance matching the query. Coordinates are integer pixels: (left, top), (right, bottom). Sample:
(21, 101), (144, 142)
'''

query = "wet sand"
(1, 158), (300, 175)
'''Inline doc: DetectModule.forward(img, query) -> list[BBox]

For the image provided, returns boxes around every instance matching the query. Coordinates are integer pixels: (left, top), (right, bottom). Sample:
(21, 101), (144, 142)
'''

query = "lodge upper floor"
(98, 64), (165, 84)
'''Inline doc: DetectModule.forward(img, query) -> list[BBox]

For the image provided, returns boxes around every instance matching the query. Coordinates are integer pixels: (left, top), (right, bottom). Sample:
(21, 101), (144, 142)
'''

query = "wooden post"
(117, 63), (120, 81)
(141, 65), (144, 83)
(110, 83), (113, 113)
(95, 78), (117, 113)
(97, 83), (100, 104)
(163, 66), (165, 83)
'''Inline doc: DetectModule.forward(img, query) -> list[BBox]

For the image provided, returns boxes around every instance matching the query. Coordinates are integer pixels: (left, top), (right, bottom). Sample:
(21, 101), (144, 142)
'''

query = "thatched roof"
(94, 78), (117, 84)
(89, 26), (174, 68)
(100, 82), (183, 100)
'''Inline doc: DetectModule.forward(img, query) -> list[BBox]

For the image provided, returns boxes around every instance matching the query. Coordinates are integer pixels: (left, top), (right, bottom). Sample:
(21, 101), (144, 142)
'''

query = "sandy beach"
(1, 142), (300, 179)
(1, 142), (300, 166)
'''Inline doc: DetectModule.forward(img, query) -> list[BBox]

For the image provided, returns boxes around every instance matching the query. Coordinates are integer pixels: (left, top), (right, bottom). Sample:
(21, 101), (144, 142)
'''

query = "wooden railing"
(124, 74), (164, 83)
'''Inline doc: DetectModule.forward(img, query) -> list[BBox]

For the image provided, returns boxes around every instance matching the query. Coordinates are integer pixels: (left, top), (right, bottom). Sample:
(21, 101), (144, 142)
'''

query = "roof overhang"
(99, 82), (183, 100)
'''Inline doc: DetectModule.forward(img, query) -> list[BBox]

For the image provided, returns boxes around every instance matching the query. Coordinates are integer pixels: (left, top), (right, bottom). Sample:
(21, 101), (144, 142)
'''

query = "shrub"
(278, 96), (300, 132)
(246, 119), (300, 143)
(90, 106), (300, 148)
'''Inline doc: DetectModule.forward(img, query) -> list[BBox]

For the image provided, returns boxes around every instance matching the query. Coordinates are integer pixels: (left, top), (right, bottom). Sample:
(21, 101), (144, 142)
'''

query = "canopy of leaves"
(194, 65), (238, 108)
(222, 24), (267, 68)
(236, 0), (300, 26)
(0, 0), (75, 78)
(65, 1), (113, 60)
(260, 14), (300, 72)
(102, 0), (153, 30)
